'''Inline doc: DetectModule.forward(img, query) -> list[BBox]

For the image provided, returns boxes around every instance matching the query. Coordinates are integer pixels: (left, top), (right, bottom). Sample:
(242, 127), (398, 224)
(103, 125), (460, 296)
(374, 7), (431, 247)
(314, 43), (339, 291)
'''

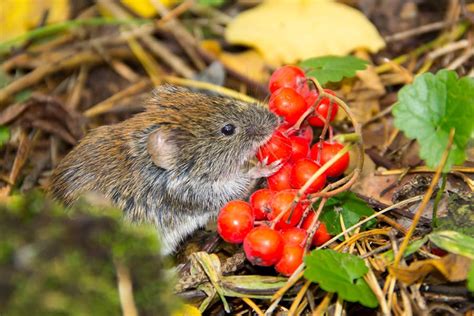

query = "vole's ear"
(147, 129), (177, 170)
(146, 84), (190, 110)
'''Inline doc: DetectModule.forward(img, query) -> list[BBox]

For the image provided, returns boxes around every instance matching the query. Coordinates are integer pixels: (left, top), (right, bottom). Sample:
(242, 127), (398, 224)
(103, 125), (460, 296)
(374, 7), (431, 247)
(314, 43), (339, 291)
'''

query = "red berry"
(267, 161), (293, 191)
(250, 189), (275, 220)
(268, 66), (307, 94)
(275, 245), (304, 276)
(308, 89), (338, 127)
(313, 222), (331, 246)
(289, 136), (310, 162)
(290, 159), (326, 193)
(269, 190), (305, 229)
(304, 89), (319, 107)
(243, 226), (284, 266)
(294, 123), (313, 143)
(281, 227), (307, 247)
(257, 131), (292, 164)
(276, 122), (313, 144)
(301, 213), (332, 246)
(310, 141), (349, 177)
(269, 88), (308, 125)
(217, 200), (254, 243)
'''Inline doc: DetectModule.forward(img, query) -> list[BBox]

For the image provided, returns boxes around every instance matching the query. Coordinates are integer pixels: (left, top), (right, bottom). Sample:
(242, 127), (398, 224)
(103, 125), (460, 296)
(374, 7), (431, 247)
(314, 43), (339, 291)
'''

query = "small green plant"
(393, 70), (474, 171)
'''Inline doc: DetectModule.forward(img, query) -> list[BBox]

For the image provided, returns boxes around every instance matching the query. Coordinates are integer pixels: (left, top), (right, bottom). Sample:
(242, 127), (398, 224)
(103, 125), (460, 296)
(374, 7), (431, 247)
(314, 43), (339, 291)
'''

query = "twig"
(385, 20), (456, 42)
(242, 297), (265, 316)
(84, 79), (151, 117)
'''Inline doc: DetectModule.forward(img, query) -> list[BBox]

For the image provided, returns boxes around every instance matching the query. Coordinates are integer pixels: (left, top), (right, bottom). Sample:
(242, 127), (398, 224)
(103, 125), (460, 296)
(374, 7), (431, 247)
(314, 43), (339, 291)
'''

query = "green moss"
(0, 191), (180, 316)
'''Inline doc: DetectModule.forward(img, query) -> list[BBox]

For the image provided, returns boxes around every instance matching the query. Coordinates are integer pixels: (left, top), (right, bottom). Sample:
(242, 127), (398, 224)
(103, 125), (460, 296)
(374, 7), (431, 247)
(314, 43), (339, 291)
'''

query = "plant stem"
(432, 172), (447, 227)
(392, 128), (455, 268)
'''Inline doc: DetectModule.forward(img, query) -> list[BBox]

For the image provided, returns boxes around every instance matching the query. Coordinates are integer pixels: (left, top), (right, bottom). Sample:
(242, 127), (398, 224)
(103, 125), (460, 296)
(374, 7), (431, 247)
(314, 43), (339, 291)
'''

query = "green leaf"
(393, 70), (474, 171)
(197, 0), (225, 7)
(468, 262), (474, 293)
(429, 230), (474, 260)
(299, 55), (368, 85)
(0, 126), (10, 147)
(304, 249), (378, 308)
(318, 192), (376, 235)
(380, 236), (428, 263)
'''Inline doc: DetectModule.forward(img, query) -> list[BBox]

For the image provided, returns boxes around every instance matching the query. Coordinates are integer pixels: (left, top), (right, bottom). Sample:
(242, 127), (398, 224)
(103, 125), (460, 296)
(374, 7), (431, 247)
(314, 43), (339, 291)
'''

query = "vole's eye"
(221, 124), (236, 136)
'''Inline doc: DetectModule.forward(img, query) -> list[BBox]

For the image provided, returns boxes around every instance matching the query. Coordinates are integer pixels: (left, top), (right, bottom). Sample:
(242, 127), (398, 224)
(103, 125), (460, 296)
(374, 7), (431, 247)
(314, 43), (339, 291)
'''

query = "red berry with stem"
(250, 189), (275, 220)
(257, 131), (292, 164)
(308, 89), (338, 127)
(267, 161), (293, 191)
(269, 190), (305, 229)
(301, 213), (332, 246)
(268, 65), (307, 94)
(281, 227), (307, 247)
(275, 244), (304, 276)
(269, 88), (309, 125)
(217, 200), (254, 243)
(289, 136), (310, 162)
(243, 226), (284, 266)
(290, 158), (326, 193)
(294, 123), (313, 143)
(310, 141), (349, 177)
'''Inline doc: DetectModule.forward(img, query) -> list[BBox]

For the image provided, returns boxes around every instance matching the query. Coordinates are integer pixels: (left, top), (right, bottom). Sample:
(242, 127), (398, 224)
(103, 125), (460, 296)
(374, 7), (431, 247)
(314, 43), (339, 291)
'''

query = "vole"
(49, 85), (279, 254)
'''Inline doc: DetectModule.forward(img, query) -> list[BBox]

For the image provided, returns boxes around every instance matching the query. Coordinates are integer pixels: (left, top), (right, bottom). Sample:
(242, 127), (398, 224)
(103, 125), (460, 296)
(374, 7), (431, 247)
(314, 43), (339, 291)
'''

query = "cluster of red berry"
(217, 66), (351, 276)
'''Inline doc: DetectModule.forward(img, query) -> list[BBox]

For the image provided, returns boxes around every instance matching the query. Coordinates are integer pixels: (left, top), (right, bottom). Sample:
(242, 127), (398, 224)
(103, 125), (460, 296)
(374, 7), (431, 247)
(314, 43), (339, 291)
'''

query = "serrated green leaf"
(304, 249), (378, 308)
(429, 230), (474, 260)
(318, 192), (376, 235)
(0, 126), (10, 147)
(393, 70), (474, 171)
(468, 262), (474, 293)
(299, 55), (368, 85)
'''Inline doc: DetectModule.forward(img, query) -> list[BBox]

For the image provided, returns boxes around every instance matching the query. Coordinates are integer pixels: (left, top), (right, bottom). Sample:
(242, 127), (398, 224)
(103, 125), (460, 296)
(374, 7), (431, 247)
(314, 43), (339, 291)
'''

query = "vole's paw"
(248, 158), (283, 179)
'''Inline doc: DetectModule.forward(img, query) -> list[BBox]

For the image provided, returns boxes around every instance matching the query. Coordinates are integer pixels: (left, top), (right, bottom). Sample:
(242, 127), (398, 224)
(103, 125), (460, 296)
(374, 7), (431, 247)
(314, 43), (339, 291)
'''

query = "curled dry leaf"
(225, 0), (385, 65)
(389, 254), (472, 285)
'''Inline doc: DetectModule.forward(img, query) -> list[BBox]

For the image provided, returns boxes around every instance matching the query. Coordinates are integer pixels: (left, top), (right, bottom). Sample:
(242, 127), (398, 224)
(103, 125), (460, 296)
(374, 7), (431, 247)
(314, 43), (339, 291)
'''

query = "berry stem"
(303, 198), (327, 253)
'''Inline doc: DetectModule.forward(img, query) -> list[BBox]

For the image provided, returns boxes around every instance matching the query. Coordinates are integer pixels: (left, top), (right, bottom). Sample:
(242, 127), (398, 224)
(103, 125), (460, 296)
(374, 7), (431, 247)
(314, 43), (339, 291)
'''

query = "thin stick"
(242, 297), (264, 316)
(378, 165), (474, 175)
(392, 128), (455, 267)
(288, 280), (312, 315)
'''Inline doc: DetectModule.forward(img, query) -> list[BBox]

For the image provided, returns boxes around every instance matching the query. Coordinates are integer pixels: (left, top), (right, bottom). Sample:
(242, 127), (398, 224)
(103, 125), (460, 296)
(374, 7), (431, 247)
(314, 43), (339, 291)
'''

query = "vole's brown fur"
(49, 85), (279, 254)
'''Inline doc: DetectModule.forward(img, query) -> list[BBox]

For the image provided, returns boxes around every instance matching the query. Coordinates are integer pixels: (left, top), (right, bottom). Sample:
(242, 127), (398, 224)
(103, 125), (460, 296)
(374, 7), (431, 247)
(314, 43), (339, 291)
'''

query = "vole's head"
(143, 85), (279, 178)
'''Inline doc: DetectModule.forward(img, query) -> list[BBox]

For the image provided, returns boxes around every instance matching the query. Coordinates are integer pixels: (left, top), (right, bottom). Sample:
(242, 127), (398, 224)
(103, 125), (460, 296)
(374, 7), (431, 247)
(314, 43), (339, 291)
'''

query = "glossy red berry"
(301, 213), (332, 246)
(250, 189), (275, 220)
(269, 88), (309, 125)
(275, 245), (304, 276)
(243, 226), (284, 266)
(268, 65), (307, 94)
(308, 89), (338, 127)
(310, 141), (349, 177)
(269, 190), (305, 229)
(290, 159), (326, 193)
(280, 227), (307, 247)
(267, 161), (293, 191)
(294, 123), (313, 144)
(217, 200), (254, 243)
(257, 131), (292, 164)
(289, 136), (310, 162)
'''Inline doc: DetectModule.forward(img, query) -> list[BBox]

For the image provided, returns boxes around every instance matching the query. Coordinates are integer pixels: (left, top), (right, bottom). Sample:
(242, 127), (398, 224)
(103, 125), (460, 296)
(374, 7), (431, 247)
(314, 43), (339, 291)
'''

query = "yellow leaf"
(225, 0), (385, 65)
(172, 304), (202, 316)
(120, 0), (180, 18)
(220, 50), (270, 83)
(0, 0), (69, 42)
